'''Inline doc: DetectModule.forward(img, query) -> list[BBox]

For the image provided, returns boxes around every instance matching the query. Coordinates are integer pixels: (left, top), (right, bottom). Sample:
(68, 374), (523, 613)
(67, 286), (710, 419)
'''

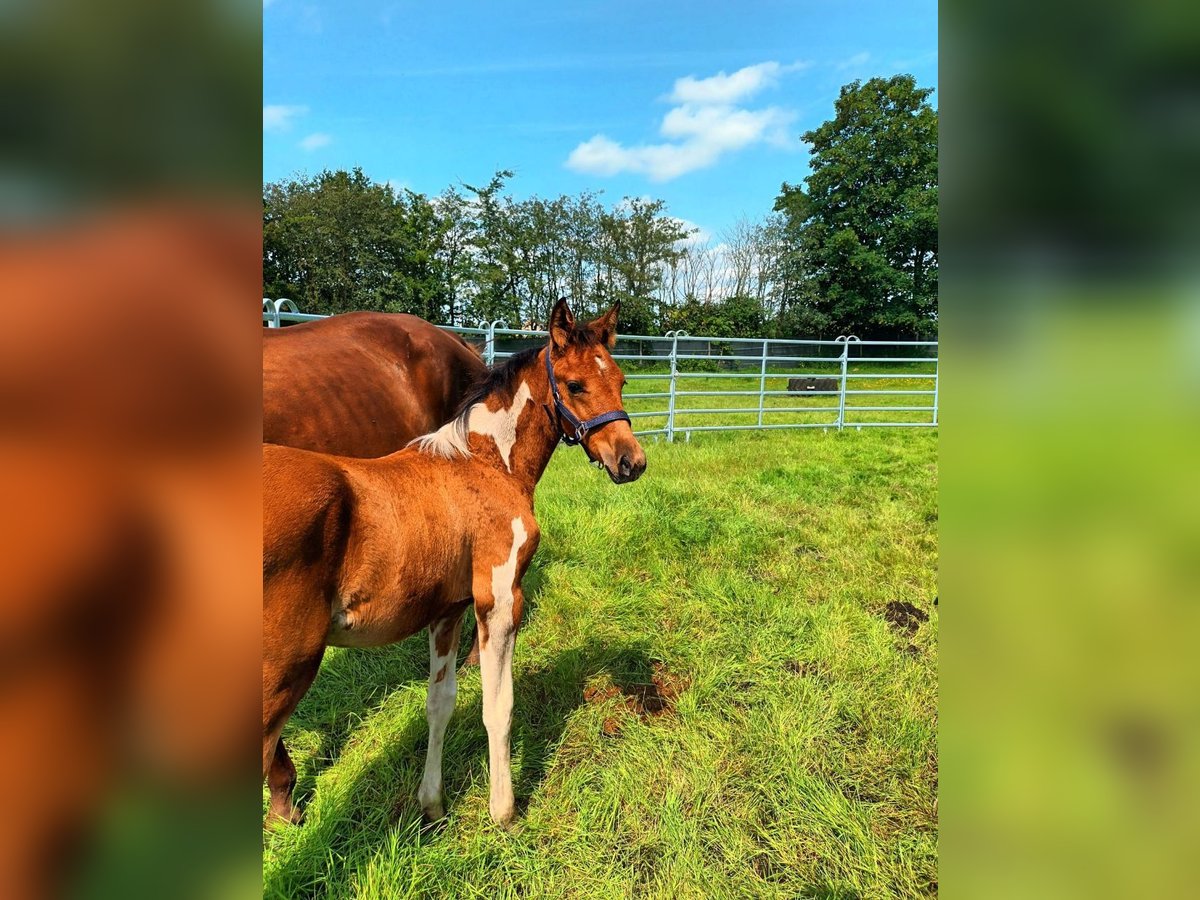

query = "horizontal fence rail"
(264, 299), (939, 439)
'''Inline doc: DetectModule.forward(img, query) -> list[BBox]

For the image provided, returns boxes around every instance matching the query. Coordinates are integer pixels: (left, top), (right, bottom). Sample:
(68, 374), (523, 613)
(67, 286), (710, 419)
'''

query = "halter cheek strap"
(544, 348), (631, 446)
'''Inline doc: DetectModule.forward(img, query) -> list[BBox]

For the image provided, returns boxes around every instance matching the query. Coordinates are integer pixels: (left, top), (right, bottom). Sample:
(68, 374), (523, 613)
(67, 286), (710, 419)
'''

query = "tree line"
(264, 75), (937, 340)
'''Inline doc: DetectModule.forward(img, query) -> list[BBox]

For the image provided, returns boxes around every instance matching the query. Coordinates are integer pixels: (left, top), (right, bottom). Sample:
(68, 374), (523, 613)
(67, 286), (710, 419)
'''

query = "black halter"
(544, 347), (631, 446)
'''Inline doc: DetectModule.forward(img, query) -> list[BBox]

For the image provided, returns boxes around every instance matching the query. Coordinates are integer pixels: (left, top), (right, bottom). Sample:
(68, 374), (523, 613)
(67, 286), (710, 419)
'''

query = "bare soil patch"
(584, 663), (691, 736)
(883, 601), (928, 636)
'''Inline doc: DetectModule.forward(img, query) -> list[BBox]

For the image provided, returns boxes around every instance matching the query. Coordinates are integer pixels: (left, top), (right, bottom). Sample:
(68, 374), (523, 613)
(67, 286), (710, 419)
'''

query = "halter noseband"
(544, 347), (630, 446)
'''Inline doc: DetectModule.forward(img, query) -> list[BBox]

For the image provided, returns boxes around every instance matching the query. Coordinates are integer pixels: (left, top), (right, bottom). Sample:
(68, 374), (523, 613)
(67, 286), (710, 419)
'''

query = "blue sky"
(264, 1), (936, 243)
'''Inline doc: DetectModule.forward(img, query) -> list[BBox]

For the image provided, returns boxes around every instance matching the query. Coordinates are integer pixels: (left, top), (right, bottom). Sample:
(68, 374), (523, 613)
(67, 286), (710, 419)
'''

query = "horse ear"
(549, 298), (575, 351)
(591, 301), (620, 349)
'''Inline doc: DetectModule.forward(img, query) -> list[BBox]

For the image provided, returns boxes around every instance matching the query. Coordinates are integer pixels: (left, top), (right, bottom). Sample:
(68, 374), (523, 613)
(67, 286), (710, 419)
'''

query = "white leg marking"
(468, 381), (532, 471)
(419, 621), (460, 819)
(480, 517), (527, 824)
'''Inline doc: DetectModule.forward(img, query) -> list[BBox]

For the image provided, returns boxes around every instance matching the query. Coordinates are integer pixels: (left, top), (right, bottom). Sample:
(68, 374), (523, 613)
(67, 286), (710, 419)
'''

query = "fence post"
(756, 338), (769, 427)
(835, 334), (859, 430)
(665, 330), (684, 442)
(836, 337), (847, 430)
(264, 298), (301, 328)
(932, 348), (939, 426)
(479, 319), (505, 366)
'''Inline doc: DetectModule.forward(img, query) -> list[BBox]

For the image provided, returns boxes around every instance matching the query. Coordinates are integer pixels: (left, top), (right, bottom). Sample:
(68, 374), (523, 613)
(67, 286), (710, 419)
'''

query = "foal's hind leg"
(266, 739), (303, 826)
(262, 650), (323, 828)
(461, 613), (481, 668)
(418, 611), (465, 820)
(262, 604), (327, 828)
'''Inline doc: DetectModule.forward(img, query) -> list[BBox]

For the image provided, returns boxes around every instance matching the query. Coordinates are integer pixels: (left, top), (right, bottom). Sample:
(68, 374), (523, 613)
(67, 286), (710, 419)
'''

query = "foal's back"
(262, 444), (534, 648)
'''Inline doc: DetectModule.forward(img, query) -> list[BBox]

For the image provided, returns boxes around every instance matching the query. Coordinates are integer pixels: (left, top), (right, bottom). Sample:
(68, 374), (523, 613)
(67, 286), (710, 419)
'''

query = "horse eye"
(567, 381), (584, 395)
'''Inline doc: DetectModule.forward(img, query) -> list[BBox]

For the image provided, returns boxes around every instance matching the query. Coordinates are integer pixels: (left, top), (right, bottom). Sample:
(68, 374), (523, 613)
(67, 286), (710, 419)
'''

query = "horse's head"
(545, 298), (646, 485)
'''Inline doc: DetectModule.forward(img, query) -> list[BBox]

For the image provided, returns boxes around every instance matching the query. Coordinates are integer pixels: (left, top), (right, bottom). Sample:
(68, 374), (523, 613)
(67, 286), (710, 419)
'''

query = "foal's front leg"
(419, 612), (464, 820)
(478, 587), (521, 825)
(474, 518), (531, 826)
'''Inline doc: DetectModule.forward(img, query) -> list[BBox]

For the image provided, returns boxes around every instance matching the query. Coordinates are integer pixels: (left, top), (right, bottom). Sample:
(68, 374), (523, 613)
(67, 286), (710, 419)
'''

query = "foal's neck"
(464, 349), (560, 494)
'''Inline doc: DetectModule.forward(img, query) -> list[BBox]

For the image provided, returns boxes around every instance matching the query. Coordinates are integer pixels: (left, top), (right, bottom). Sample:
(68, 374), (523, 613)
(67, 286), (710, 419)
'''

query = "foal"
(263, 300), (645, 826)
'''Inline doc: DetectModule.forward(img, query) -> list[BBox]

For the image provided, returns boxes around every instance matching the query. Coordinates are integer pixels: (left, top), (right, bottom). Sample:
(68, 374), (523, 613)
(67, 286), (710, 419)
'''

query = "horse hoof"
(489, 806), (516, 830)
(421, 802), (446, 822)
(265, 805), (304, 829)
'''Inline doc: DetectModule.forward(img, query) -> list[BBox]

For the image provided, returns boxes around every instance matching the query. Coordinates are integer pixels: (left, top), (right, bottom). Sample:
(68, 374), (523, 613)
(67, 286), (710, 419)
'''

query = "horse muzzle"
(602, 442), (646, 484)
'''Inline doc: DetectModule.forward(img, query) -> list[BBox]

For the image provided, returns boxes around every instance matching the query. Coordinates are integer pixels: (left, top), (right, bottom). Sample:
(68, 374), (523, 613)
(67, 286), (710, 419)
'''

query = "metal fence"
(264, 298), (938, 440)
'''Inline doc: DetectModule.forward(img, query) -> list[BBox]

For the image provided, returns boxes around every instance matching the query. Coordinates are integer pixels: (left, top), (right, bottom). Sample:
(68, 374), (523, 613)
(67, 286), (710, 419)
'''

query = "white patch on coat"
(595, 355), (607, 372)
(468, 380), (532, 471)
(409, 380), (531, 467)
(479, 515), (527, 824)
(489, 516), (527, 622)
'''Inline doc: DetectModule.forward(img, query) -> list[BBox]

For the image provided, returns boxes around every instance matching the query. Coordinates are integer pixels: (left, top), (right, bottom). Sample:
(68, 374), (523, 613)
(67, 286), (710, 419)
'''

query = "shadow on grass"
(269, 633), (656, 899)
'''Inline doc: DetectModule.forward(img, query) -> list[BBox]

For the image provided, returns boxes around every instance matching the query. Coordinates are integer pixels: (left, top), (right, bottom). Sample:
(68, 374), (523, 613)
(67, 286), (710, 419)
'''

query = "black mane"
(452, 325), (599, 419)
(452, 346), (541, 419)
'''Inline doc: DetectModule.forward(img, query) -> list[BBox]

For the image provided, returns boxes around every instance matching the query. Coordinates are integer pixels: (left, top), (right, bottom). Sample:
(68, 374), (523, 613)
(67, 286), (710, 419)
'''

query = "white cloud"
(670, 217), (711, 248)
(298, 132), (332, 152)
(668, 61), (809, 105)
(837, 51), (871, 70)
(565, 61), (804, 182)
(660, 103), (793, 149)
(263, 104), (307, 132)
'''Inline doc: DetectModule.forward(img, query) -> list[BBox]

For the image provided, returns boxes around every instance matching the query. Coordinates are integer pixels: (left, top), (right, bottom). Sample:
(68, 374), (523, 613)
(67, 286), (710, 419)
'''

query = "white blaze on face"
(595, 355), (607, 372)
(468, 380), (532, 471)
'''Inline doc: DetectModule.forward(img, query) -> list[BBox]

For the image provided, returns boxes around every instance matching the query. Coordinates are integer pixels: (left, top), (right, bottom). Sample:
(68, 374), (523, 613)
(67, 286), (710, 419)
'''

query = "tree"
(595, 197), (690, 334)
(263, 168), (452, 318)
(664, 294), (764, 339)
(775, 75), (938, 339)
(430, 185), (480, 325)
(461, 170), (520, 324)
(264, 168), (699, 335)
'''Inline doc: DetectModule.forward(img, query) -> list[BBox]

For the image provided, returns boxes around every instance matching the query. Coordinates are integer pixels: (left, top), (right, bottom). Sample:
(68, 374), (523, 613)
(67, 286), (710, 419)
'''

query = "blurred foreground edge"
(0, 202), (262, 900)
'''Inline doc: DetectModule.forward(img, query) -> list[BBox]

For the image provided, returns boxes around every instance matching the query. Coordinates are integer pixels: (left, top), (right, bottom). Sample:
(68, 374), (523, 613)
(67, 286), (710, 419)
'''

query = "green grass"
(264, 428), (939, 899)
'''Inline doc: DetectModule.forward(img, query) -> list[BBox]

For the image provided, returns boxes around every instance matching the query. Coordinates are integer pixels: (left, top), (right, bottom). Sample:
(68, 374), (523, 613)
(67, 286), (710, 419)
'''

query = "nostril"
(618, 454), (632, 476)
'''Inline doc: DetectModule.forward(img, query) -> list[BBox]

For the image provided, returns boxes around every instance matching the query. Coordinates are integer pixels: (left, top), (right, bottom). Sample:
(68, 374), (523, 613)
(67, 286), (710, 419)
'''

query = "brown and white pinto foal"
(263, 299), (645, 826)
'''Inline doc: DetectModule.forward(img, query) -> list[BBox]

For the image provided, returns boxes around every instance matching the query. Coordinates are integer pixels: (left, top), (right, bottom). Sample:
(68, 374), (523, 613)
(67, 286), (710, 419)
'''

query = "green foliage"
(265, 170), (688, 331)
(776, 75), (938, 339)
(263, 168), (456, 320)
(597, 197), (689, 334)
(665, 295), (765, 339)
(263, 75), (938, 339)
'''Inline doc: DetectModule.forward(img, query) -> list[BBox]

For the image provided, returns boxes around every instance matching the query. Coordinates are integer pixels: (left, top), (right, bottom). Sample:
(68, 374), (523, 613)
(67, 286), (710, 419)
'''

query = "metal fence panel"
(263, 302), (938, 439)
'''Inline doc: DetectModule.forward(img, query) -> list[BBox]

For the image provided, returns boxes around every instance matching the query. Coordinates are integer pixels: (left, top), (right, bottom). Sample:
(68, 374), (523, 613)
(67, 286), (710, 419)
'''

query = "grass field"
(263, 427), (939, 899)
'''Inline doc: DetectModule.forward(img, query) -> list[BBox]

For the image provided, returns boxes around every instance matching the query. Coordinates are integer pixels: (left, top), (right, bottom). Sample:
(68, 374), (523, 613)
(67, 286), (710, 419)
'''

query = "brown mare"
(263, 311), (486, 457)
(263, 300), (646, 826)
